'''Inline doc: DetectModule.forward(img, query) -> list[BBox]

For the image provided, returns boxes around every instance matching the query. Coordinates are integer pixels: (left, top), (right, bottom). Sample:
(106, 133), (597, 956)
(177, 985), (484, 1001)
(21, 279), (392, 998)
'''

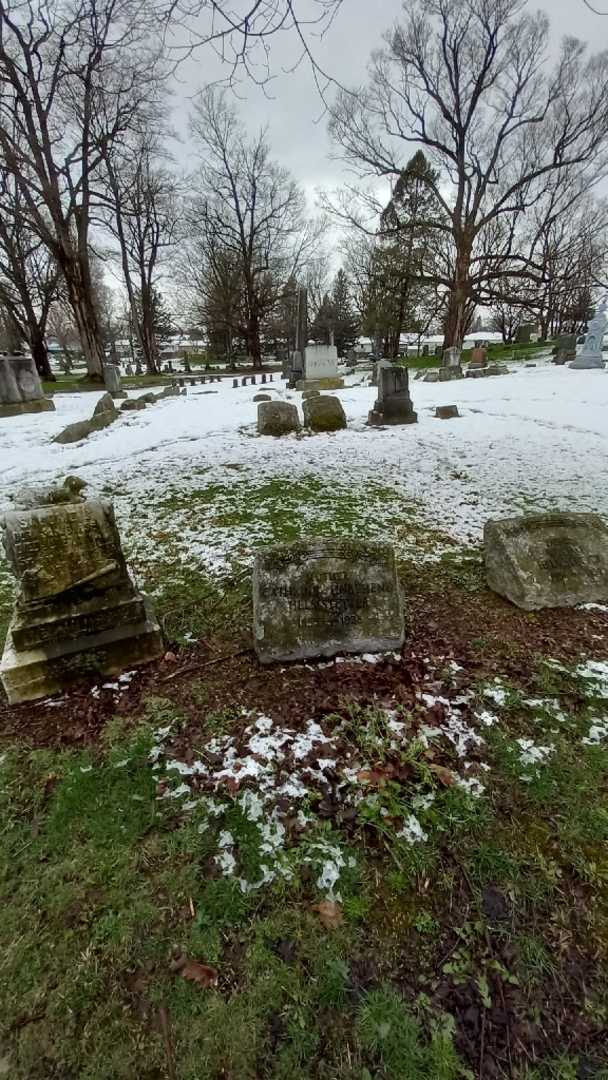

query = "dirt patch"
(1, 579), (606, 750)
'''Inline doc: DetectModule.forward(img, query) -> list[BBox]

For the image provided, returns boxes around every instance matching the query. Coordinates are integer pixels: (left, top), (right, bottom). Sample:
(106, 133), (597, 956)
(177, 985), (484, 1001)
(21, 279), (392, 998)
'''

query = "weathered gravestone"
(0, 500), (163, 703)
(368, 365), (417, 426)
(436, 405), (459, 419)
(303, 394), (347, 432)
(53, 393), (118, 444)
(253, 539), (405, 663)
(257, 401), (300, 436)
(484, 512), (608, 611)
(570, 299), (607, 370)
(0, 354), (56, 418)
(554, 334), (577, 365)
(104, 363), (126, 399)
(469, 346), (488, 368)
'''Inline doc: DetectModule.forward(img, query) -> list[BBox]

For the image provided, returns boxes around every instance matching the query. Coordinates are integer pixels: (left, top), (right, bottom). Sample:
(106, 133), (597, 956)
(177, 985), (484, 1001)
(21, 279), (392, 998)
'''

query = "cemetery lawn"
(1, 366), (608, 1078)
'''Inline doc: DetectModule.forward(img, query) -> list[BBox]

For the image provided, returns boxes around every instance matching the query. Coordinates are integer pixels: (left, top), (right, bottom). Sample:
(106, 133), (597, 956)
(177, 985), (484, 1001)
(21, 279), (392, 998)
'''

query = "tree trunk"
(443, 239), (473, 349)
(30, 332), (54, 381)
(62, 267), (105, 380)
(247, 315), (262, 369)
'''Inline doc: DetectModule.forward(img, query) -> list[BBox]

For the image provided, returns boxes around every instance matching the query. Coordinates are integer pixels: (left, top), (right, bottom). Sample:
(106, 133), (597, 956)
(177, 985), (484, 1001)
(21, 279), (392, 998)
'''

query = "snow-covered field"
(2, 358), (608, 578)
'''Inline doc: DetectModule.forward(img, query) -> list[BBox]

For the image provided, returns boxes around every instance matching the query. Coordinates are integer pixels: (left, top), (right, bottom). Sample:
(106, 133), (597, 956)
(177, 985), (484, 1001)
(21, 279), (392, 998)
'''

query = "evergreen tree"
(364, 151), (445, 357)
(331, 269), (359, 354)
(310, 270), (359, 354)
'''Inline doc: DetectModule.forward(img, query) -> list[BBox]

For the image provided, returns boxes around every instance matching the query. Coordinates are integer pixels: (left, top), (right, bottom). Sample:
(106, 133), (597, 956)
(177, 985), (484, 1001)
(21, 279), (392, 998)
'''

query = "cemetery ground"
(1, 363), (608, 1079)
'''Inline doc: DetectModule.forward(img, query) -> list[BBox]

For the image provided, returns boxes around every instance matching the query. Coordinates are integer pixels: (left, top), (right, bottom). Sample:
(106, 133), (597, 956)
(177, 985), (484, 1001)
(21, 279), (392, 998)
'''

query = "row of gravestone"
(1, 494), (607, 704)
(53, 385), (181, 444)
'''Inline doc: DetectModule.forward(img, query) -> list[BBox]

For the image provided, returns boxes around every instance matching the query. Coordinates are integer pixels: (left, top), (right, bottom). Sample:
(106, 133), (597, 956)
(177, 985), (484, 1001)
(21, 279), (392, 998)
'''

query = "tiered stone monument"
(253, 539), (404, 663)
(0, 354), (55, 419)
(485, 512), (608, 611)
(368, 365), (417, 426)
(570, 300), (607, 370)
(0, 500), (163, 703)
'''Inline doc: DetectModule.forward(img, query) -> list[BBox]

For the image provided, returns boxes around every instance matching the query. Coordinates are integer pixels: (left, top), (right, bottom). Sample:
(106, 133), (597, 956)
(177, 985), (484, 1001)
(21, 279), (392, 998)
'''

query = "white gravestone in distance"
(304, 345), (338, 380)
(570, 298), (607, 370)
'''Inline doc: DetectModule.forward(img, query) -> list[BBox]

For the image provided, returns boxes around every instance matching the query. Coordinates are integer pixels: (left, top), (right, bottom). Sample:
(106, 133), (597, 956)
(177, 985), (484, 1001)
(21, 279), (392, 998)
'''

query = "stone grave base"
(0, 397), (55, 419)
(296, 377), (344, 391)
(1, 598), (163, 704)
(569, 357), (605, 370)
(367, 408), (417, 426)
(465, 364), (509, 379)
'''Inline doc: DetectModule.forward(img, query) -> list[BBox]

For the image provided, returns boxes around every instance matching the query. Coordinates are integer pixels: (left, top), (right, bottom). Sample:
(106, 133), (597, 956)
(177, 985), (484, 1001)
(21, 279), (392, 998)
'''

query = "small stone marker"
(254, 393), (271, 402)
(368, 365), (417, 426)
(302, 388), (320, 400)
(233, 379), (238, 388)
(303, 394), (346, 432)
(0, 500), (163, 703)
(484, 512), (608, 611)
(257, 401), (300, 436)
(253, 539), (405, 663)
(0, 354), (55, 418)
(269, 374), (274, 383)
(262, 374), (267, 383)
(104, 363), (126, 399)
(242, 377), (248, 386)
(121, 397), (147, 412)
(436, 405), (459, 419)
(251, 375), (257, 385)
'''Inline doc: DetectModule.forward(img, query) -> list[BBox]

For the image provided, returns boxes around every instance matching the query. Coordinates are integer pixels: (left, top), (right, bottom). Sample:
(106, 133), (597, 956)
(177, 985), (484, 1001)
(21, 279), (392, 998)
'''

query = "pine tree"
(331, 269), (359, 354)
(364, 151), (445, 357)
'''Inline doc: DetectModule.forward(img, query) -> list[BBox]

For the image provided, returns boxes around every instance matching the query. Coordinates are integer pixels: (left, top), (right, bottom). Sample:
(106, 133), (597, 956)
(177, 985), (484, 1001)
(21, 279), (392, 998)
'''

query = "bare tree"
(188, 87), (323, 368)
(0, 177), (60, 377)
(329, 0), (608, 348)
(101, 136), (182, 373)
(0, 0), (161, 379)
(153, 0), (343, 95)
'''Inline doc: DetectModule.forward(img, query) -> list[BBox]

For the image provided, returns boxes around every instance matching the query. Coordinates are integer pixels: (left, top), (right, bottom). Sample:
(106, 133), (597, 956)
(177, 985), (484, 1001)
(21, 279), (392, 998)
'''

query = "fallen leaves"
(428, 763), (458, 787)
(312, 900), (344, 930)
(169, 954), (218, 988)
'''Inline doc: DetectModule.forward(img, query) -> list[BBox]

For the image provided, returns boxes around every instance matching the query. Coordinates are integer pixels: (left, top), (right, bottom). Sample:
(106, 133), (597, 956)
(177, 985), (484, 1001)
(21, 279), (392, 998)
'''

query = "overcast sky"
(168, 0), (608, 209)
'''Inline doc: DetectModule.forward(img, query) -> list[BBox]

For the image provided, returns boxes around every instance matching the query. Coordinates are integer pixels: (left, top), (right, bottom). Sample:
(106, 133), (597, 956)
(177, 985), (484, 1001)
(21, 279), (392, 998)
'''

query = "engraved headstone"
(257, 401), (300, 436)
(0, 354), (55, 418)
(484, 512), (608, 611)
(0, 500), (163, 703)
(469, 347), (488, 368)
(443, 347), (462, 369)
(570, 299), (607, 369)
(253, 539), (404, 663)
(368, 365), (417, 426)
(303, 344), (339, 383)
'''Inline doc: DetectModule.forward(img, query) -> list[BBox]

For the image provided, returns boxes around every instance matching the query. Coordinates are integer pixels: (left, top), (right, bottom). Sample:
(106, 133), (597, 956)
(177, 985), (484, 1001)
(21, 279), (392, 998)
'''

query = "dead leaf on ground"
(429, 763), (458, 787)
(169, 955), (218, 988)
(312, 900), (344, 929)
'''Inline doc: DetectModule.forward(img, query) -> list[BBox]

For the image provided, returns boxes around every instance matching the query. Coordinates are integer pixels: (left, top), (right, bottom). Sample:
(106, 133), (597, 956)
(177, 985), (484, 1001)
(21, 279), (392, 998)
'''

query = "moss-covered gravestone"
(0, 500), (163, 703)
(253, 539), (404, 663)
(303, 395), (346, 432)
(484, 512), (608, 610)
(257, 401), (300, 436)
